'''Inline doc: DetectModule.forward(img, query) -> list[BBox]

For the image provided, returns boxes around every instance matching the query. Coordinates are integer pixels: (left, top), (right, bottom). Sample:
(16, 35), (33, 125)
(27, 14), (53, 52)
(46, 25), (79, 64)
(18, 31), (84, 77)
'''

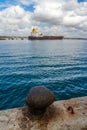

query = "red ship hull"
(28, 36), (64, 40)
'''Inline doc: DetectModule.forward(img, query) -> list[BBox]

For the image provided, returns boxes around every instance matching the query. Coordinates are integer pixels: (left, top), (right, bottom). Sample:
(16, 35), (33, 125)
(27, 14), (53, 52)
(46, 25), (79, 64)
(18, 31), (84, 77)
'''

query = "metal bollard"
(26, 86), (55, 115)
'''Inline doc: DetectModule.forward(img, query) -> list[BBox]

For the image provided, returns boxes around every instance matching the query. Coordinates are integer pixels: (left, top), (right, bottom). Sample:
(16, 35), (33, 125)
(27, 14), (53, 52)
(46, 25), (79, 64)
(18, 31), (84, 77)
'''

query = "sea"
(0, 39), (87, 110)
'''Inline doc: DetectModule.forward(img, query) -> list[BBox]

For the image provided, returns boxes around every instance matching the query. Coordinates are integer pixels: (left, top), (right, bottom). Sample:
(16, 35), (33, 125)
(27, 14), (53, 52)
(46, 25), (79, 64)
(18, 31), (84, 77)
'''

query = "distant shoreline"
(0, 36), (87, 40)
(64, 37), (87, 40)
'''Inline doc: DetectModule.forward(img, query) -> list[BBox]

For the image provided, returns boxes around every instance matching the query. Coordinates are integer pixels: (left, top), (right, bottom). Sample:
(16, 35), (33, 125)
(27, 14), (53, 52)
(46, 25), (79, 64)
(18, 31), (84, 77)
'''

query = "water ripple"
(0, 40), (87, 110)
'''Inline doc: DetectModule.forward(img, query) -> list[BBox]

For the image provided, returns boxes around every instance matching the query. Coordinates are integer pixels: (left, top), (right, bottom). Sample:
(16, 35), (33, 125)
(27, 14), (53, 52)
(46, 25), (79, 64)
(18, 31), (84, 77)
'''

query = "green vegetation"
(0, 36), (28, 40)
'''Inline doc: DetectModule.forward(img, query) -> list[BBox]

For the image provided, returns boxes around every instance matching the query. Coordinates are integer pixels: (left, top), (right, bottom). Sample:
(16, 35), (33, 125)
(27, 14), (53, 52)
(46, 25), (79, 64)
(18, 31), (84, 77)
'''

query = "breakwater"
(0, 96), (87, 130)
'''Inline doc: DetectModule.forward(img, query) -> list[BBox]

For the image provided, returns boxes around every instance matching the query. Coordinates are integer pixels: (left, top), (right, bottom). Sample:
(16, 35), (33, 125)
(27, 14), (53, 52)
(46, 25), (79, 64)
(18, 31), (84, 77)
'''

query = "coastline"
(0, 36), (87, 40)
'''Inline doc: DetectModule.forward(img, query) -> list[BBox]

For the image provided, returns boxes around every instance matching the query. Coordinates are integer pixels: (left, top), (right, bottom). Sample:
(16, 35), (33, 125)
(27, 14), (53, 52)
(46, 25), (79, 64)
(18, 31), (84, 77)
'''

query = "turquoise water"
(0, 40), (87, 110)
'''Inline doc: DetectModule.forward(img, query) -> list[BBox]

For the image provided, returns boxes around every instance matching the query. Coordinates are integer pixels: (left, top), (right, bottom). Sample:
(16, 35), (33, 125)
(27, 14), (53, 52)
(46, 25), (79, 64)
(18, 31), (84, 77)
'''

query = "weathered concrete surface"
(0, 96), (87, 130)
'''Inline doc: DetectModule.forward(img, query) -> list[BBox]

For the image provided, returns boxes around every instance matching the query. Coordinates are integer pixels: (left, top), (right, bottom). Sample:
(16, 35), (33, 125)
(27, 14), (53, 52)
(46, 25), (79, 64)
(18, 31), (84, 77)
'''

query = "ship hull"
(28, 36), (64, 40)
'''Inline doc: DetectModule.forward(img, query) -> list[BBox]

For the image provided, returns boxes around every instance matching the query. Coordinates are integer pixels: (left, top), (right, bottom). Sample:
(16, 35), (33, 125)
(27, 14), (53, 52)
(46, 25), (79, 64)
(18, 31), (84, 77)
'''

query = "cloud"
(0, 5), (33, 36)
(19, 0), (38, 6)
(0, 0), (87, 37)
(33, 0), (87, 37)
(19, 0), (32, 6)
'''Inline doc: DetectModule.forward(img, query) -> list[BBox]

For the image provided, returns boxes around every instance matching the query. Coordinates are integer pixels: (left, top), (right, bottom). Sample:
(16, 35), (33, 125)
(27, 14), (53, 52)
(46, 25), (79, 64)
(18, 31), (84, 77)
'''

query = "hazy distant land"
(0, 36), (87, 40)
(0, 36), (28, 40)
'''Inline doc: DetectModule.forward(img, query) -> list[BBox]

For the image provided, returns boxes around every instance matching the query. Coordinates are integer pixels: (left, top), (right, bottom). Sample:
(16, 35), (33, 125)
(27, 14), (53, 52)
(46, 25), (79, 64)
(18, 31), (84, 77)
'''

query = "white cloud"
(19, 0), (38, 6)
(33, 0), (87, 37)
(0, 5), (33, 36)
(19, 0), (32, 6)
(0, 0), (87, 37)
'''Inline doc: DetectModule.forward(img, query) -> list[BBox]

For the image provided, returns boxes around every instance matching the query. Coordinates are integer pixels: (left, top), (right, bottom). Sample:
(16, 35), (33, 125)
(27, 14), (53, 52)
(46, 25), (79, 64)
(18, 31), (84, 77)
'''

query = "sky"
(0, 0), (87, 37)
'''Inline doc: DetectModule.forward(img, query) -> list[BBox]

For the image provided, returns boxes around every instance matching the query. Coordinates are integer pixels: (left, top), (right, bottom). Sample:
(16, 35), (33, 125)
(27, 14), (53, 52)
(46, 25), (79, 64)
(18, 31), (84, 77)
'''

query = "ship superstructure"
(31, 27), (43, 37)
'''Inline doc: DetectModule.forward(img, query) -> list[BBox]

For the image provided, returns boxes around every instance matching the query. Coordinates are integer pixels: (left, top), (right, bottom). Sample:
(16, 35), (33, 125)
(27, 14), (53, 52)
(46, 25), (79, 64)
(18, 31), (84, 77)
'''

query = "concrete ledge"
(0, 96), (87, 130)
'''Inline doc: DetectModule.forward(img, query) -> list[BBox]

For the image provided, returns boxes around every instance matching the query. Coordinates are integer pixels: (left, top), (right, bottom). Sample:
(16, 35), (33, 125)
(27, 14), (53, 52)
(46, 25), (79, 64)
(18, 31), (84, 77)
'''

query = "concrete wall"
(0, 96), (87, 130)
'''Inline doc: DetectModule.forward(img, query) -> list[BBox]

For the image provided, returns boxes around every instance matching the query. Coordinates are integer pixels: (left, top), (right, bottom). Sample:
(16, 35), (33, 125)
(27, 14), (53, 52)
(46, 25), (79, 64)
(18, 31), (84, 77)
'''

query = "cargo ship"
(28, 27), (64, 40)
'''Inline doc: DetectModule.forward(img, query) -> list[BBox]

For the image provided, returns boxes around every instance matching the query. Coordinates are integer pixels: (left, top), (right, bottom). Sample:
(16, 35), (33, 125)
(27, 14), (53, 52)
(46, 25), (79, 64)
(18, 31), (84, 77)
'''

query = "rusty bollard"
(26, 86), (55, 116)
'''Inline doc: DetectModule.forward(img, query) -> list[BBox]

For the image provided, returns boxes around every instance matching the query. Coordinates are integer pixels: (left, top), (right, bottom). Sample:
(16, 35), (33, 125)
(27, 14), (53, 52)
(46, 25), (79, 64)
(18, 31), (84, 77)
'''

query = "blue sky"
(23, 3), (35, 12)
(0, 0), (87, 37)
(0, 0), (34, 11)
(0, 0), (86, 11)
